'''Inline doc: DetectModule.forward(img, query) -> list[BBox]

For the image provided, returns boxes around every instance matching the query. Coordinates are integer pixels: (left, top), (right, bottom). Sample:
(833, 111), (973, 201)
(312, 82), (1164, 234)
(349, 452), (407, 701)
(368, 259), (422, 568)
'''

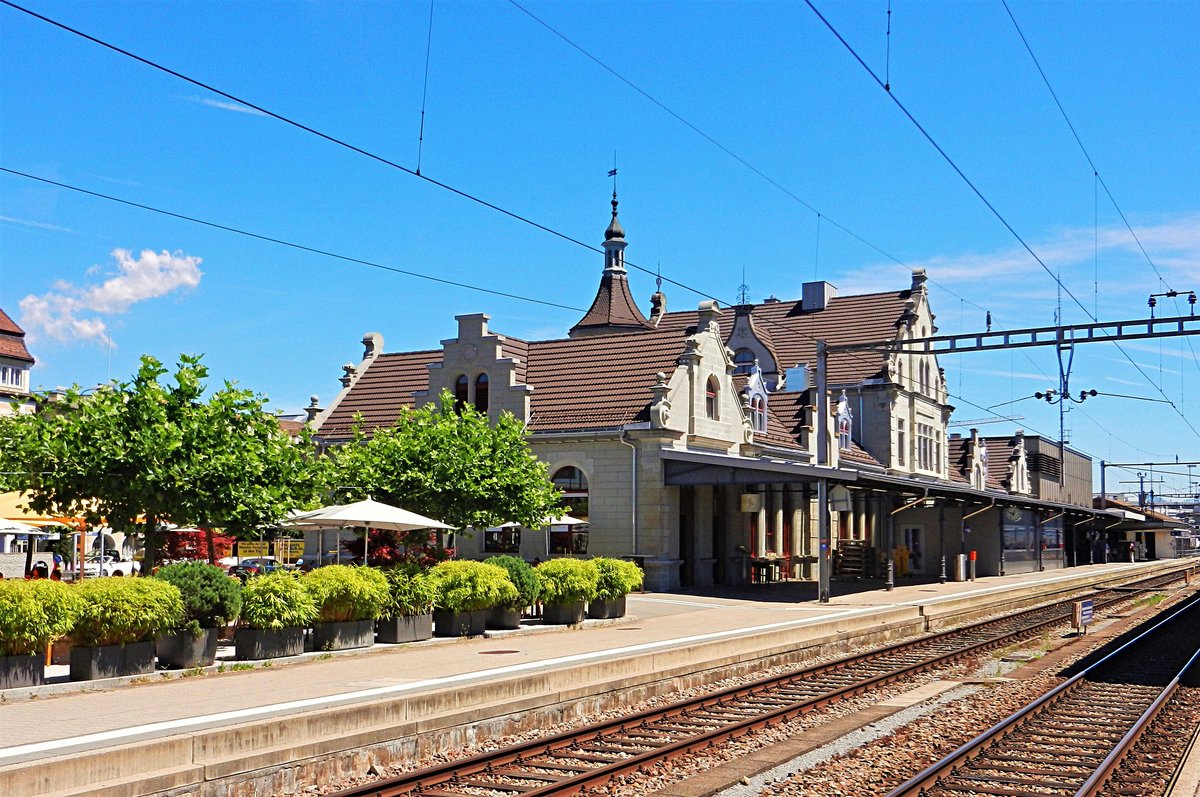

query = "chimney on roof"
(763, 295), (780, 304)
(801, 281), (837, 312)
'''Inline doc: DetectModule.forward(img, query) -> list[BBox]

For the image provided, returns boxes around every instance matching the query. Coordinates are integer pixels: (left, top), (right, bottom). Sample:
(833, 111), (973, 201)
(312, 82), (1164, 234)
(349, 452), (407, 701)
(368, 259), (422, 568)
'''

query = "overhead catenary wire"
(1000, 0), (1200, 380)
(803, 0), (1200, 443)
(0, 167), (584, 313)
(3, 1), (1172, 459)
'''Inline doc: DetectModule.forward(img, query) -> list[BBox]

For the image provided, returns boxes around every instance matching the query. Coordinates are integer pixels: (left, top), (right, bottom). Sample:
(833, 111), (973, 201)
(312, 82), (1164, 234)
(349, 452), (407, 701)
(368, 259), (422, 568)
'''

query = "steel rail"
(885, 589), (1200, 797)
(330, 568), (1192, 797)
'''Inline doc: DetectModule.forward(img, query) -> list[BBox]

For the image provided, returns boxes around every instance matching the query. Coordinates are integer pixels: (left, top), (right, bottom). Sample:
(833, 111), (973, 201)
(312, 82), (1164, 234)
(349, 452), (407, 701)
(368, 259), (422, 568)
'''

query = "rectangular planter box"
(313, 619), (375, 651)
(234, 627), (305, 660)
(69, 641), (155, 681)
(156, 627), (219, 669)
(0, 654), (44, 689)
(376, 614), (433, 644)
(542, 601), (586, 625)
(587, 596), (627, 620)
(433, 609), (487, 637)
(487, 606), (522, 630)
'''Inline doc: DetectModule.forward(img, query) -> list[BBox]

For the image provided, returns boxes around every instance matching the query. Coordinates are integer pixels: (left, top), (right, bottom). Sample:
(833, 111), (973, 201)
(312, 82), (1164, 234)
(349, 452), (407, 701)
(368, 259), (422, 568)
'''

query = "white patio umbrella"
(0, 518), (48, 535)
(284, 498), (453, 563)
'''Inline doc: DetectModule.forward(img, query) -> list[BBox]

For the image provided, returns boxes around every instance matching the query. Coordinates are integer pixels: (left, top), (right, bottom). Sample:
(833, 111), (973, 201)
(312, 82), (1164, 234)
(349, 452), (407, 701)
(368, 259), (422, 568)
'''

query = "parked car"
(228, 557), (283, 580)
(83, 554), (141, 577)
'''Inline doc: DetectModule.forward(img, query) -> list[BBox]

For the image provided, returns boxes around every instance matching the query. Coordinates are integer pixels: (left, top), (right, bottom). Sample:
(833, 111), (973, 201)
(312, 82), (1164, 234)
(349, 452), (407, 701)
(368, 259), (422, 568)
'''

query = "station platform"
(0, 560), (1188, 797)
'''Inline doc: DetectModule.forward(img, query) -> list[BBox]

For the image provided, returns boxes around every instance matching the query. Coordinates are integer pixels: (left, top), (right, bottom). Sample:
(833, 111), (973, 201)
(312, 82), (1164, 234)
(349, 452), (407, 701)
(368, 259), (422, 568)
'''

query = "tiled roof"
(947, 437), (970, 482)
(500, 337), (528, 383)
(0, 308), (24, 336)
(657, 291), (912, 384)
(840, 440), (883, 468)
(526, 324), (689, 432)
(981, 438), (1016, 486)
(319, 350), (441, 439)
(276, 419), (306, 438)
(0, 308), (33, 364)
(757, 390), (808, 452)
(1095, 496), (1176, 524)
(568, 271), (651, 335)
(316, 286), (917, 443)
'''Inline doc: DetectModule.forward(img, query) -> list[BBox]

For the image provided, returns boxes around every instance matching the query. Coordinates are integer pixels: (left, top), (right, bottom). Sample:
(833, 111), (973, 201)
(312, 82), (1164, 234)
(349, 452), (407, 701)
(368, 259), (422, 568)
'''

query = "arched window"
(705, 376), (719, 420)
(550, 466), (589, 554)
(474, 373), (489, 413)
(454, 374), (469, 412)
(732, 348), (756, 376)
(751, 396), (767, 432)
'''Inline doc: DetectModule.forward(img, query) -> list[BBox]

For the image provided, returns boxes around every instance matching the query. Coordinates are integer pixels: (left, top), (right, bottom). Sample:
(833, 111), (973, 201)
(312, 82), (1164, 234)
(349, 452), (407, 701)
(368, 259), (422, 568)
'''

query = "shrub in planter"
(0, 579), (81, 688)
(152, 561), (242, 668)
(377, 564), (437, 644)
(588, 558), (643, 619)
(304, 565), (389, 651)
(483, 555), (540, 630)
(70, 577), (184, 681)
(536, 558), (599, 625)
(429, 560), (517, 637)
(236, 571), (317, 660)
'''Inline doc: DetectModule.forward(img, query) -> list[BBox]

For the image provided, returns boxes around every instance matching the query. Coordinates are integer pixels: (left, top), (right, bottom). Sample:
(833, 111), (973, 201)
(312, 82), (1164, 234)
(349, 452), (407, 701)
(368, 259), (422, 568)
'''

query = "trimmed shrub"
(429, 560), (517, 613)
(0, 579), (81, 656)
(304, 565), (390, 623)
(380, 564), (438, 619)
(484, 555), (540, 609)
(153, 561), (242, 634)
(536, 558), (599, 605)
(592, 558), (644, 600)
(71, 577), (184, 647)
(240, 571), (318, 630)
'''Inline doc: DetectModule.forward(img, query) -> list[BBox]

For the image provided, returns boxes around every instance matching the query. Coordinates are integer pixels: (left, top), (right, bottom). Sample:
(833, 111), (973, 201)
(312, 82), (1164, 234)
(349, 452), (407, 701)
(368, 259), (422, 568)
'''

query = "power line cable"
(504, 0), (989, 316)
(803, 0), (1200, 443)
(0, 167), (584, 313)
(1000, 0), (1200, 379)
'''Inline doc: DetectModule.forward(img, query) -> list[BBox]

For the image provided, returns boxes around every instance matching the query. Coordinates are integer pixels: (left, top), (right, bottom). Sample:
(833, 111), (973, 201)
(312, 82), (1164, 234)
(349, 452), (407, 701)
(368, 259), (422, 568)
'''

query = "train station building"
(311, 196), (1148, 590)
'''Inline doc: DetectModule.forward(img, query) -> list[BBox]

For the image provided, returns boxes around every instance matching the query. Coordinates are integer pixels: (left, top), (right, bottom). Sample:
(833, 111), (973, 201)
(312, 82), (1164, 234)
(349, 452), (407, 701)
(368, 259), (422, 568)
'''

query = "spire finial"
(604, 162), (625, 242)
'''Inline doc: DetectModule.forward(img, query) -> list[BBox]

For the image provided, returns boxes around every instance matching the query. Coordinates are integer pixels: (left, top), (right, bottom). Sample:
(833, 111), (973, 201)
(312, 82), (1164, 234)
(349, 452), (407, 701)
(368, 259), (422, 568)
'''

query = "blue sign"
(1080, 599), (1094, 625)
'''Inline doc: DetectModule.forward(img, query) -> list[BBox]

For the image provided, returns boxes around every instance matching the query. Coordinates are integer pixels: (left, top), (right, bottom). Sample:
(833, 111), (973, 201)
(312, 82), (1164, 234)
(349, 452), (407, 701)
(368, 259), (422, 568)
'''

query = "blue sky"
(3, 1), (1198, 499)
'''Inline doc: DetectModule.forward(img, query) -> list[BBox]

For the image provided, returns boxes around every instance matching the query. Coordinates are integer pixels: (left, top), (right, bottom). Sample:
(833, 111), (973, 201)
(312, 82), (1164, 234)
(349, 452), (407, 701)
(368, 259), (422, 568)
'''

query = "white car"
(83, 555), (140, 577)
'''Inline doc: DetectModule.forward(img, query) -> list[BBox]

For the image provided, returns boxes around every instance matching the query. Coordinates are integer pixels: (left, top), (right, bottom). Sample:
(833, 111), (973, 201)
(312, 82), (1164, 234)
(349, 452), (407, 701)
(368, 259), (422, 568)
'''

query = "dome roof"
(605, 194), (625, 241)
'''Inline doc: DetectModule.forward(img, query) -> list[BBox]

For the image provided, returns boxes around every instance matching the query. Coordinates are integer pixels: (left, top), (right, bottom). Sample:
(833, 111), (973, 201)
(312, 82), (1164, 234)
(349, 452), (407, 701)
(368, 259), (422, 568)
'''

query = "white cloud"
(188, 95), (267, 117)
(0, 215), (72, 233)
(20, 248), (203, 346)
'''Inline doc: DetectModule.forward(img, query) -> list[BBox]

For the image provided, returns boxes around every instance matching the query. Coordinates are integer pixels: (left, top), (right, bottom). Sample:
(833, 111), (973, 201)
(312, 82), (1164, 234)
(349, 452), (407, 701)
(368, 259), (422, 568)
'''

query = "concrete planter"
(487, 607), (522, 630)
(542, 601), (586, 625)
(433, 609), (487, 637)
(69, 641), (155, 681)
(234, 627), (305, 660)
(0, 653), (44, 689)
(376, 613), (433, 644)
(587, 596), (627, 620)
(313, 619), (375, 651)
(156, 627), (220, 669)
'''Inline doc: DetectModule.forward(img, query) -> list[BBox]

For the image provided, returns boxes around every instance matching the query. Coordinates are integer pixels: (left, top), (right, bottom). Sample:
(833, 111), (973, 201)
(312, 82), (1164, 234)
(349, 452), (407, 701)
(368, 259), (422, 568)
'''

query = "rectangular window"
(916, 422), (936, 471)
(483, 528), (520, 554)
(897, 420), (906, 466)
(549, 528), (589, 555)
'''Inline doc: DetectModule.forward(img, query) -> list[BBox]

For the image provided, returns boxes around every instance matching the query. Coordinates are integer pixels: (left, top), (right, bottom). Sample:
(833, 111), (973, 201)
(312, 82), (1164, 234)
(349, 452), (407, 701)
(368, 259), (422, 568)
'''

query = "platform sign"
(237, 541), (269, 559)
(1072, 599), (1094, 635)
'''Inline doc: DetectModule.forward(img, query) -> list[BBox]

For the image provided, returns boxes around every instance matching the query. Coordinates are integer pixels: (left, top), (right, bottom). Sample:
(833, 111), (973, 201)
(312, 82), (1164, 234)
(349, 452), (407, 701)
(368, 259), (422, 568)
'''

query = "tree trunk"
(205, 527), (216, 565)
(142, 517), (158, 575)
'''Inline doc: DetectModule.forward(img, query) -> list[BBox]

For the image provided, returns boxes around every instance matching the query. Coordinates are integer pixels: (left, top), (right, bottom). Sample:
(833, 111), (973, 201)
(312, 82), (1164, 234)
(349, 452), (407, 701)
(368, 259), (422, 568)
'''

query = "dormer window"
(732, 348), (756, 376)
(751, 395), (767, 432)
(705, 377), (719, 420)
(454, 374), (469, 412)
(0, 366), (24, 389)
(474, 373), (489, 413)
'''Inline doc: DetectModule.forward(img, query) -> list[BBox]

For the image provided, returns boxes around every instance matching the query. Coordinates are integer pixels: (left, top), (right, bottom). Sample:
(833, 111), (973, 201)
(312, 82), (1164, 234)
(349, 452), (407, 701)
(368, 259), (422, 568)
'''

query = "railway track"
(329, 568), (1193, 797)
(886, 590), (1200, 797)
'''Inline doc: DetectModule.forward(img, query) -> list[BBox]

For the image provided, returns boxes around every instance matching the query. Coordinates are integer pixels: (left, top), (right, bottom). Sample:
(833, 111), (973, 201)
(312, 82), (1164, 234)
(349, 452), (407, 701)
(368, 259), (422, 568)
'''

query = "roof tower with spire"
(568, 190), (652, 338)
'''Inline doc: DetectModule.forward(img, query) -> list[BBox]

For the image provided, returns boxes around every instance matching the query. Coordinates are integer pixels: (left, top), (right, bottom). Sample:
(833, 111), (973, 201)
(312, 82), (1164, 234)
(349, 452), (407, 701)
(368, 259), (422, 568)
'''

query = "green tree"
(331, 391), (560, 536)
(0, 354), (327, 572)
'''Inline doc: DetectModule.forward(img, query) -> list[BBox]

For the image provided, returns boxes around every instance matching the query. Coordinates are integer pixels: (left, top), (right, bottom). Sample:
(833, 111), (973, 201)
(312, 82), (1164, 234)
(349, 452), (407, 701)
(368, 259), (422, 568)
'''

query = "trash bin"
(950, 553), (968, 582)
